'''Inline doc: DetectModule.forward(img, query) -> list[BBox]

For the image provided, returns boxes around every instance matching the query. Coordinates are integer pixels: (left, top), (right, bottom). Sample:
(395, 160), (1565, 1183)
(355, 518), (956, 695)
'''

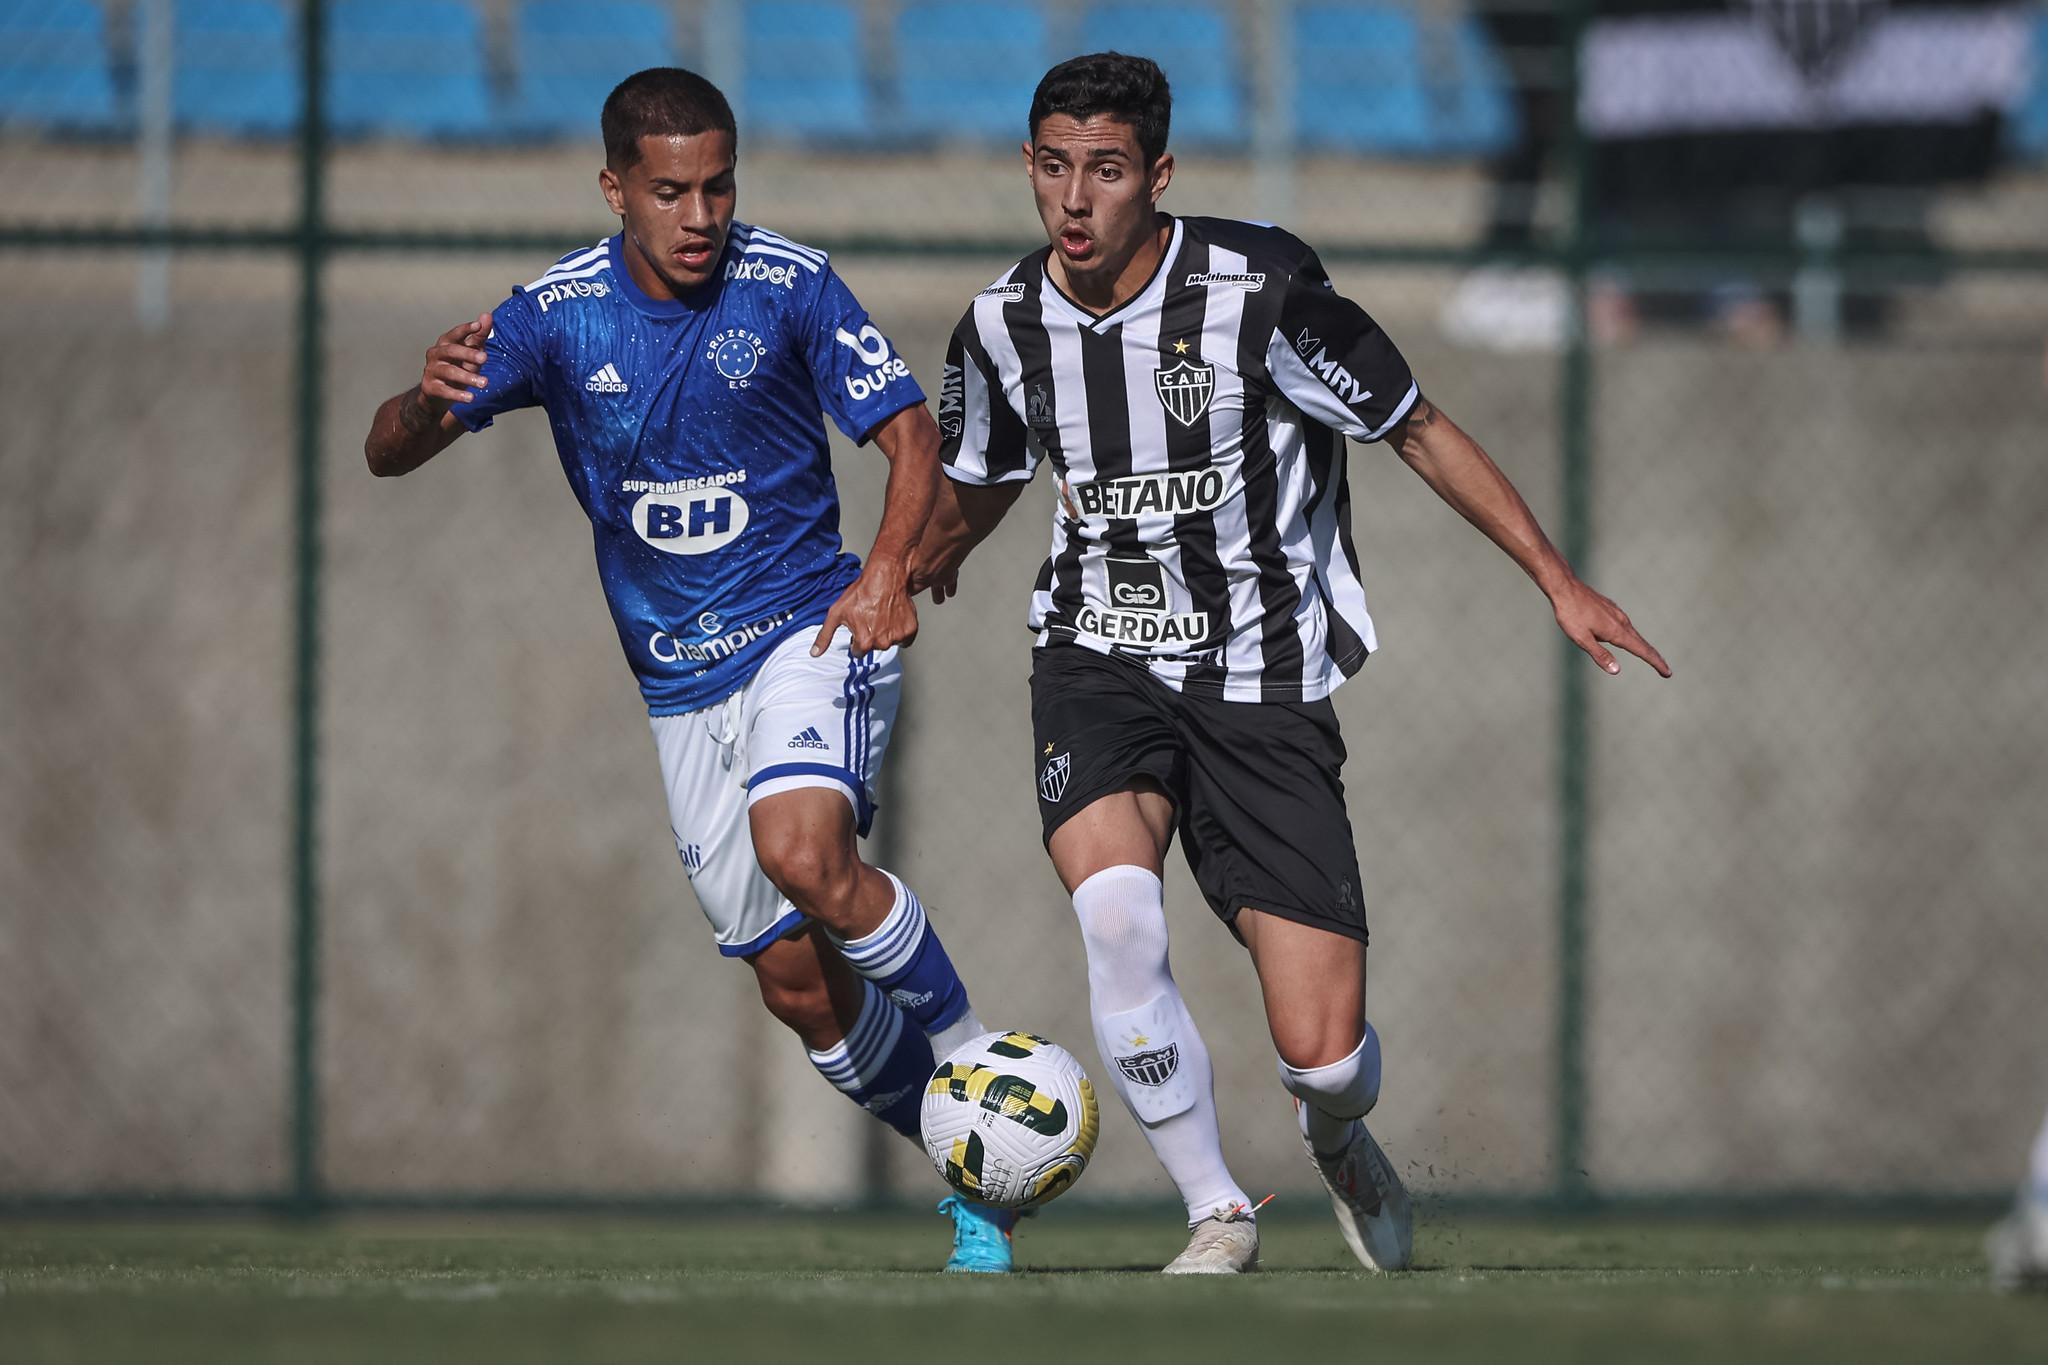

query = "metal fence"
(3, 0), (2046, 1215)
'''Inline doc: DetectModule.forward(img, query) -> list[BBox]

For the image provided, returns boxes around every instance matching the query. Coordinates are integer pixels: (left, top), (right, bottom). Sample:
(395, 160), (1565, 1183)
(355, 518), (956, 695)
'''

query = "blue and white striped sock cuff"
(832, 872), (926, 981)
(806, 979), (905, 1094)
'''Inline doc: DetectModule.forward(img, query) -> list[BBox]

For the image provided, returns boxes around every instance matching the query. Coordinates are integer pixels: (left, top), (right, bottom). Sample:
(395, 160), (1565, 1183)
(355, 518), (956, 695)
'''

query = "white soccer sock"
(1073, 865), (1251, 1224)
(1278, 1022), (1382, 1157)
(831, 870), (985, 1058)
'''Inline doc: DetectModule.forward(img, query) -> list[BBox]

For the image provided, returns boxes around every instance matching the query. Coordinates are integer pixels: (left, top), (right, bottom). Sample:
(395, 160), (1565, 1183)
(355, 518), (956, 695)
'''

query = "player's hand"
(813, 559), (919, 656)
(418, 312), (493, 409)
(907, 542), (964, 605)
(1551, 577), (1670, 677)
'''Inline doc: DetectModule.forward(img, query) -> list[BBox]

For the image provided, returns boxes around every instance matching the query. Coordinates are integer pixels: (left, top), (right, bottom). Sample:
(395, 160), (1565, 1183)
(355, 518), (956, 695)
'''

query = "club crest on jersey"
(708, 328), (767, 388)
(1039, 752), (1071, 804)
(1116, 1044), (1180, 1087)
(1154, 358), (1214, 427)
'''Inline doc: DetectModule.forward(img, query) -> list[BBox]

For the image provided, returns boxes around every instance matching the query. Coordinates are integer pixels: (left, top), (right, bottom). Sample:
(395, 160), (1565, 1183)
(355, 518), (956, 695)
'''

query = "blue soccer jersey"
(453, 225), (926, 714)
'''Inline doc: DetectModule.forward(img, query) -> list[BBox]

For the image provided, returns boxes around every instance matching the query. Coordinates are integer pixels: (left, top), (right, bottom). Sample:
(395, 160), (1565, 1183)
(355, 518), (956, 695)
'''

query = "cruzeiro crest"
(1153, 345), (1214, 428)
(1116, 1044), (1180, 1087)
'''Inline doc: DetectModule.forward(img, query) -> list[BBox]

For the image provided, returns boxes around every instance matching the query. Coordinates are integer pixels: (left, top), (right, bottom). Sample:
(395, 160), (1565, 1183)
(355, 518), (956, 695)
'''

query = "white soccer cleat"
(1302, 1116), (1413, 1272)
(1988, 1199), (2048, 1291)
(1162, 1207), (1260, 1275)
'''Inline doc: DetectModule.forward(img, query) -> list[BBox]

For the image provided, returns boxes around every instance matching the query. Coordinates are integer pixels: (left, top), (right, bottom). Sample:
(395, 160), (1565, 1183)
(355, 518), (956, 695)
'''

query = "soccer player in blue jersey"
(362, 68), (1016, 1271)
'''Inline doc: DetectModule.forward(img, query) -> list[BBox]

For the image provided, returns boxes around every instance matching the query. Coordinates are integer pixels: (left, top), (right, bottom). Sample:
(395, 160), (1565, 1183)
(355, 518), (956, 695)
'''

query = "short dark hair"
(1028, 52), (1172, 166)
(601, 67), (736, 170)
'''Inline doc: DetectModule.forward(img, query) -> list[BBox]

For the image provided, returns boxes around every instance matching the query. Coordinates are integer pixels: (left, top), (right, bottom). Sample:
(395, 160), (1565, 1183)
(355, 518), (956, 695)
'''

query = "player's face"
(600, 131), (738, 298)
(1025, 115), (1173, 291)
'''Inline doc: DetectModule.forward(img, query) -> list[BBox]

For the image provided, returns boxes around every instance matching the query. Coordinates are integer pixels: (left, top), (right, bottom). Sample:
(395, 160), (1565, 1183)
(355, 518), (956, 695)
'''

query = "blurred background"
(1, 0), (2043, 1219)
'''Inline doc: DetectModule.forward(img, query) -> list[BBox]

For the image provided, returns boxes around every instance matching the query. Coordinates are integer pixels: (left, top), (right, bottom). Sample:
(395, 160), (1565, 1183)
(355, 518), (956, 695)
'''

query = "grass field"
(3, 1210), (2044, 1364)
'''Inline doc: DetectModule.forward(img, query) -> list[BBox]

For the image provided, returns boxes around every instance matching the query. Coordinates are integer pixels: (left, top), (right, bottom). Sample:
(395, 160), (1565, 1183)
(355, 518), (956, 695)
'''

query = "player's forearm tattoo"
(397, 386), (436, 436)
(1407, 396), (1440, 428)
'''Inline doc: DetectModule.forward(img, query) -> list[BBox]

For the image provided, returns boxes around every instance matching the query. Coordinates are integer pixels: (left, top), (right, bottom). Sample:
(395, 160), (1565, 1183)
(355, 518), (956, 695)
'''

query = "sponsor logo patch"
(1105, 557), (1168, 613)
(937, 362), (964, 440)
(1293, 329), (1373, 406)
(634, 487), (750, 555)
(725, 257), (798, 288)
(1184, 270), (1266, 291)
(1072, 469), (1229, 520)
(835, 323), (912, 402)
(1073, 604), (1212, 648)
(648, 607), (795, 667)
(787, 726), (830, 750)
(532, 278), (609, 312)
(978, 281), (1028, 300)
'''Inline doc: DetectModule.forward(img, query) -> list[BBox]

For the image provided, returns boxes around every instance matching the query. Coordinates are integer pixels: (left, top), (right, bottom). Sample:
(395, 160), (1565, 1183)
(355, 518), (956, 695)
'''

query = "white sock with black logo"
(1278, 1022), (1382, 1158)
(1073, 865), (1250, 1225)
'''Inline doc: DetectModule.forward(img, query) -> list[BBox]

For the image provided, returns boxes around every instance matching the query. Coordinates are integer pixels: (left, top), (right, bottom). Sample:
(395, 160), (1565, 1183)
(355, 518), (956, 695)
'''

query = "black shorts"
(1029, 644), (1367, 945)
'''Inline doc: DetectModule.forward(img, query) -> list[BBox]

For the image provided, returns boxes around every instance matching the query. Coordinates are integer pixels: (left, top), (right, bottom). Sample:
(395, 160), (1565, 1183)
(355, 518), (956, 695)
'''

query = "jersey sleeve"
(450, 290), (546, 432)
(804, 268), (926, 445)
(937, 309), (1037, 485)
(1264, 252), (1419, 442)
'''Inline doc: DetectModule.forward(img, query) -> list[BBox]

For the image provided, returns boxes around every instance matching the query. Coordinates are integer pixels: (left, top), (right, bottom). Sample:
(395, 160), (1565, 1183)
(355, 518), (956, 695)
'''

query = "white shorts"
(650, 625), (901, 959)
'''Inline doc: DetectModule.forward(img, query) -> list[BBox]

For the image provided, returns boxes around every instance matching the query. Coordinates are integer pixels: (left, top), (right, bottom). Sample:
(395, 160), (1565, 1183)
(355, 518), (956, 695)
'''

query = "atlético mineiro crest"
(1039, 751), (1071, 804)
(1116, 1044), (1180, 1087)
(1154, 359), (1214, 427)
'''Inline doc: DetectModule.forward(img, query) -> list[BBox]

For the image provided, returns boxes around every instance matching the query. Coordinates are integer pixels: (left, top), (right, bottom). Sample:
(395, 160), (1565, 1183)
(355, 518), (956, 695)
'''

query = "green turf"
(3, 1211), (2043, 1364)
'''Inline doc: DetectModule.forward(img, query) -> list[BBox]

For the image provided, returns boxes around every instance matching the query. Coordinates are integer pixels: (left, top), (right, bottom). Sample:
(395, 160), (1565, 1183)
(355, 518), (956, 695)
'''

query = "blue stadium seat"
(0, 0), (122, 133)
(1425, 14), (1517, 157)
(2012, 14), (2048, 160)
(326, 0), (494, 140)
(1292, 3), (1433, 155)
(897, 1), (1047, 144)
(509, 0), (676, 141)
(174, 0), (300, 137)
(1081, 2), (1242, 150)
(744, 0), (870, 143)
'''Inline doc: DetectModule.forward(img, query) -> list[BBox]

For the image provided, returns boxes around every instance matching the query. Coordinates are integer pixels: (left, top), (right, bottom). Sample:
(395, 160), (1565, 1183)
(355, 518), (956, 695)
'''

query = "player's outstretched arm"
(1389, 395), (1671, 678)
(363, 313), (491, 477)
(812, 404), (941, 657)
(908, 477), (1024, 606)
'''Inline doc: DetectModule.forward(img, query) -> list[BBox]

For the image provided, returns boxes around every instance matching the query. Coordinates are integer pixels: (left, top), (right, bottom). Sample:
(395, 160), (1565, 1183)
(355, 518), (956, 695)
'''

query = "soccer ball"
(920, 1030), (1099, 1210)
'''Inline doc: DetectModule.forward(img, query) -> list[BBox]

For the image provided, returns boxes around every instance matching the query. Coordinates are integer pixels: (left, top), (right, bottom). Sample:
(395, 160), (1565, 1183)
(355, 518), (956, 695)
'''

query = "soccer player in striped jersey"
(911, 53), (1670, 1274)
(362, 68), (1018, 1272)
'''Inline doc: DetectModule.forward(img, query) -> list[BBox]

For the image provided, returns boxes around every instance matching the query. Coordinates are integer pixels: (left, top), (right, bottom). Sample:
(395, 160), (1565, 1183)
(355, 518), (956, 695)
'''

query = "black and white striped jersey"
(939, 215), (1420, 703)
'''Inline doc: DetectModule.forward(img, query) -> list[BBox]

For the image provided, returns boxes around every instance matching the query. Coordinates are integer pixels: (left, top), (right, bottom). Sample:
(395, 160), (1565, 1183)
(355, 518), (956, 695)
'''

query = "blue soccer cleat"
(938, 1195), (1018, 1273)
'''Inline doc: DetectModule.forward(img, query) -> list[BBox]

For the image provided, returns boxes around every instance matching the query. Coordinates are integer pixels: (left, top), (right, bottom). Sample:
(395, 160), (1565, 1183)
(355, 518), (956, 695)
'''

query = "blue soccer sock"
(806, 978), (936, 1142)
(831, 870), (984, 1059)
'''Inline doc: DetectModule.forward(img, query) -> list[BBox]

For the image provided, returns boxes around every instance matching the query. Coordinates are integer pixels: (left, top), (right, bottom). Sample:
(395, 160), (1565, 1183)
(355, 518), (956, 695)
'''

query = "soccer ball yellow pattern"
(919, 1030), (1100, 1210)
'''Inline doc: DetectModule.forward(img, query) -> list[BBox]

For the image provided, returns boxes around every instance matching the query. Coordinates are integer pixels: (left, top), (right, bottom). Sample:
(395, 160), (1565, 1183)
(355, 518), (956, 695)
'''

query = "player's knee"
(754, 836), (859, 922)
(1277, 1021), (1381, 1119)
(1071, 866), (1172, 1007)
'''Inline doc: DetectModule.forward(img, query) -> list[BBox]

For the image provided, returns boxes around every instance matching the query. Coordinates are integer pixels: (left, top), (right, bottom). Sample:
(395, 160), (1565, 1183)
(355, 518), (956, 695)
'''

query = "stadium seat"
(0, 0), (123, 133)
(173, 0), (300, 137)
(1081, 2), (1243, 150)
(2012, 14), (2048, 160)
(509, 0), (677, 141)
(1426, 14), (1517, 157)
(896, 1), (1048, 144)
(743, 0), (870, 143)
(326, 0), (495, 141)
(1291, 3), (1434, 155)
